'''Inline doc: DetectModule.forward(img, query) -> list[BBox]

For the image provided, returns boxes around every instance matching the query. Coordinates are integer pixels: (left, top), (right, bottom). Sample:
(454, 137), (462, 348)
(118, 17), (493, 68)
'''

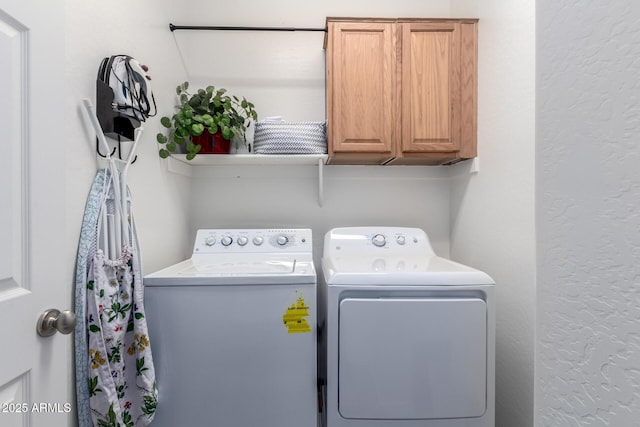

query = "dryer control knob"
(221, 236), (233, 246)
(396, 235), (406, 245)
(205, 236), (216, 246)
(237, 236), (248, 246)
(372, 234), (386, 247)
(277, 235), (289, 246)
(253, 236), (264, 246)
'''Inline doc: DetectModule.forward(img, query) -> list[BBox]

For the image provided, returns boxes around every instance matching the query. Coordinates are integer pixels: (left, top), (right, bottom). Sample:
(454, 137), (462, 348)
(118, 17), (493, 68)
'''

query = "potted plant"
(157, 82), (258, 160)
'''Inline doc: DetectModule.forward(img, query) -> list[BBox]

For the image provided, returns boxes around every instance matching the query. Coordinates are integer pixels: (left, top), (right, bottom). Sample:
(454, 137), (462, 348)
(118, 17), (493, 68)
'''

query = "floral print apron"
(75, 169), (157, 426)
(86, 247), (157, 427)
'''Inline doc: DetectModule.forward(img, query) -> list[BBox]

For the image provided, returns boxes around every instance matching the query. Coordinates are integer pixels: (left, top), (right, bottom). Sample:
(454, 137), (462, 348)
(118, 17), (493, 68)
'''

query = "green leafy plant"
(157, 82), (258, 160)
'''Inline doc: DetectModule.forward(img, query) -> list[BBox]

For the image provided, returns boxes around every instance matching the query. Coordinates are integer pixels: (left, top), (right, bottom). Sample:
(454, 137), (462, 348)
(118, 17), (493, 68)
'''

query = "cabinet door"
(401, 22), (461, 154)
(327, 22), (396, 156)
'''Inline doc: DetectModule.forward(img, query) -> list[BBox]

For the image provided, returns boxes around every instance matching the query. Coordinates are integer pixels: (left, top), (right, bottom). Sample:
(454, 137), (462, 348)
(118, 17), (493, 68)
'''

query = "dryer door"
(338, 297), (487, 420)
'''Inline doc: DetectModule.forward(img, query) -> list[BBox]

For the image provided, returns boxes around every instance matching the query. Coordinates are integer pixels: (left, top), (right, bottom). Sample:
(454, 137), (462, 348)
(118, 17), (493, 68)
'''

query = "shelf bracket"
(318, 158), (324, 207)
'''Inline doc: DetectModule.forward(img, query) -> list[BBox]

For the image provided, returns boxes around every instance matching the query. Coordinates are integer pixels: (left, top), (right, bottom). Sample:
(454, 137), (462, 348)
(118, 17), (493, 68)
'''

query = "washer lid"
(179, 259), (295, 275)
(145, 254), (316, 286)
(322, 255), (494, 286)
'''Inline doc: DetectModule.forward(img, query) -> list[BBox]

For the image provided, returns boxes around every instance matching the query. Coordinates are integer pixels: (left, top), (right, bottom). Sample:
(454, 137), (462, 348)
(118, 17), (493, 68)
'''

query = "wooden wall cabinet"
(325, 18), (478, 165)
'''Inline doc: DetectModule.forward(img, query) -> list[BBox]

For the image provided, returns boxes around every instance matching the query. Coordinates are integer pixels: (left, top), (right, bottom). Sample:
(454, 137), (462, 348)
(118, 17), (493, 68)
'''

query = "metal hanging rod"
(169, 23), (327, 32)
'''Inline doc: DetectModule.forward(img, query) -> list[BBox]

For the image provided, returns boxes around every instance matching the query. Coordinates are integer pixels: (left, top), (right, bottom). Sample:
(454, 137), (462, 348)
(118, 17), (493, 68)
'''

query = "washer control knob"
(277, 235), (289, 246)
(372, 234), (386, 247)
(253, 236), (264, 246)
(205, 236), (216, 246)
(221, 236), (233, 246)
(237, 236), (248, 246)
(396, 235), (406, 245)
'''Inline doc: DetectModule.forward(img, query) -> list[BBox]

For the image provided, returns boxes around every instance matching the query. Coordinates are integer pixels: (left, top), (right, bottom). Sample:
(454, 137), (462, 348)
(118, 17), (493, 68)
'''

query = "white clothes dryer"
(319, 227), (495, 427)
(145, 229), (317, 427)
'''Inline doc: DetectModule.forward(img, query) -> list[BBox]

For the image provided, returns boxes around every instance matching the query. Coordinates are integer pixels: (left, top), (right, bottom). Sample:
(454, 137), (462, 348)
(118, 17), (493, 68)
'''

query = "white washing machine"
(319, 227), (495, 427)
(145, 228), (317, 427)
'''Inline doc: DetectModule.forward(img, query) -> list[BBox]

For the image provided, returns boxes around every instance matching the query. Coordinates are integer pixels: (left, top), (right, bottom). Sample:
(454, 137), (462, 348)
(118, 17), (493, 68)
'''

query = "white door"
(0, 0), (70, 426)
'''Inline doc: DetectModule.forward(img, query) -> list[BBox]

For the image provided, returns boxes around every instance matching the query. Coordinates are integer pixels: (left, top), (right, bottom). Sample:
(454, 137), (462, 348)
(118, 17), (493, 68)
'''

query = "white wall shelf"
(170, 153), (327, 166)
(168, 154), (328, 206)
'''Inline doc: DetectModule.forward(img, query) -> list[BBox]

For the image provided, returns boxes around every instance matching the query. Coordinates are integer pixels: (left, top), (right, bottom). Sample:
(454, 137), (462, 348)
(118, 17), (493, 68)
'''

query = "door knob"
(36, 309), (76, 337)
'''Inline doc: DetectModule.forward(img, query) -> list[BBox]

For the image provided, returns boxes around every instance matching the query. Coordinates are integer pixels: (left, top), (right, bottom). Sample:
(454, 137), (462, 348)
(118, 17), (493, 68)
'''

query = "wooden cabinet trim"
(459, 22), (478, 158)
(326, 17), (479, 25)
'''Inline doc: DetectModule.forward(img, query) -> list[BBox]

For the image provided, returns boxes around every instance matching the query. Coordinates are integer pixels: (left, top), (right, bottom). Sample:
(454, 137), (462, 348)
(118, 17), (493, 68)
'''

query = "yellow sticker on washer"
(282, 294), (312, 334)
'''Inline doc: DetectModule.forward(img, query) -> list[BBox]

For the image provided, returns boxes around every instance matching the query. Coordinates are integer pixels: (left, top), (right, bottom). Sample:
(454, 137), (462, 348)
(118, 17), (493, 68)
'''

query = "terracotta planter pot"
(191, 130), (231, 154)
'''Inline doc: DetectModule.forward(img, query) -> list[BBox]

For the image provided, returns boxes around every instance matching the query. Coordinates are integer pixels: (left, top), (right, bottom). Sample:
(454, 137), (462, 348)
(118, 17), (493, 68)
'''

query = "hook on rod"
(96, 137), (117, 159)
(116, 135), (138, 164)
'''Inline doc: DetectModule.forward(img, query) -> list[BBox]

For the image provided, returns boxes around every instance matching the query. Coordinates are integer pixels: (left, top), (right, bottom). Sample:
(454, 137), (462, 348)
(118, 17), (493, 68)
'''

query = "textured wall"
(449, 1), (536, 426)
(536, 1), (640, 425)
